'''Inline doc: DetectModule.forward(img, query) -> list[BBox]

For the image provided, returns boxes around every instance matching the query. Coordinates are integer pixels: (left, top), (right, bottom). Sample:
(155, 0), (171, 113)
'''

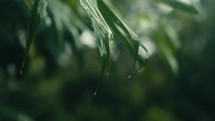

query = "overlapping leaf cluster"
(21, 0), (150, 77)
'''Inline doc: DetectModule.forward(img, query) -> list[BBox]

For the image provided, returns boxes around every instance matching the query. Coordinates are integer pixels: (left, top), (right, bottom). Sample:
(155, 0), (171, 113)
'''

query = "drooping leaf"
(80, 0), (115, 95)
(80, 0), (149, 94)
(20, 0), (48, 74)
(97, 0), (150, 72)
(158, 40), (179, 74)
(152, 29), (179, 74)
(159, 0), (198, 14)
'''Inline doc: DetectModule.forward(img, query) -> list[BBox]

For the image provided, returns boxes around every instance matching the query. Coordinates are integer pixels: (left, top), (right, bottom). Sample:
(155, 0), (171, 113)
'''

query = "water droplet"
(93, 92), (97, 96)
(128, 75), (132, 79)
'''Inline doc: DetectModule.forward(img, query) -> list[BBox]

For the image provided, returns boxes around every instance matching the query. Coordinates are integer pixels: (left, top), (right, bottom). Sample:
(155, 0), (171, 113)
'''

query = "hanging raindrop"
(94, 92), (97, 96)
(128, 74), (132, 79)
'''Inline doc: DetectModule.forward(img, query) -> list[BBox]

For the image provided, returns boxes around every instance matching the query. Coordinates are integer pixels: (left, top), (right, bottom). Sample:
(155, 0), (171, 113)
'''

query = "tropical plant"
(20, 0), (201, 85)
(2, 0), (213, 121)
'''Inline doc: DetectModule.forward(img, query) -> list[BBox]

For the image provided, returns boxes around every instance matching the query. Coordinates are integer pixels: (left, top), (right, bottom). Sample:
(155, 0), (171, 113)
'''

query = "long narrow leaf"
(159, 0), (198, 14)
(97, 0), (149, 72)
(20, 0), (48, 74)
(80, 0), (115, 95)
(80, 0), (149, 94)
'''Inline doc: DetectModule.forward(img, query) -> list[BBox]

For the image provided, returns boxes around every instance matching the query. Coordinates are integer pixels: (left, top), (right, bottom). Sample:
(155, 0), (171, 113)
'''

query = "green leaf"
(20, 0), (48, 74)
(159, 41), (179, 74)
(159, 0), (198, 14)
(80, 0), (149, 94)
(97, 0), (149, 72)
(152, 29), (179, 74)
(80, 0), (115, 95)
(24, 0), (34, 10)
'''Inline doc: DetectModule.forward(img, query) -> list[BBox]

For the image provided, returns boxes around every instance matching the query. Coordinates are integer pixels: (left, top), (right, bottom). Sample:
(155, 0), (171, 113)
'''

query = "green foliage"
(20, 0), (200, 75)
(158, 0), (199, 14)
(97, 0), (149, 71)
(21, 0), (150, 77)
(1, 0), (215, 121)
(20, 0), (151, 94)
(80, 0), (150, 94)
(80, 0), (115, 90)
(21, 0), (48, 73)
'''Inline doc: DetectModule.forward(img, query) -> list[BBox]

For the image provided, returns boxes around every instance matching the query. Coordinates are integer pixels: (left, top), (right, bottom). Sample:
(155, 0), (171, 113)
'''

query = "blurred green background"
(0, 0), (215, 121)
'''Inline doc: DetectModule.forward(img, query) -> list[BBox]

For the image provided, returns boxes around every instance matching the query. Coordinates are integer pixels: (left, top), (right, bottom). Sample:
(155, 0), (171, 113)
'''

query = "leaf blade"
(159, 0), (198, 14)
(80, 0), (115, 94)
(97, 0), (150, 72)
(20, 0), (48, 74)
